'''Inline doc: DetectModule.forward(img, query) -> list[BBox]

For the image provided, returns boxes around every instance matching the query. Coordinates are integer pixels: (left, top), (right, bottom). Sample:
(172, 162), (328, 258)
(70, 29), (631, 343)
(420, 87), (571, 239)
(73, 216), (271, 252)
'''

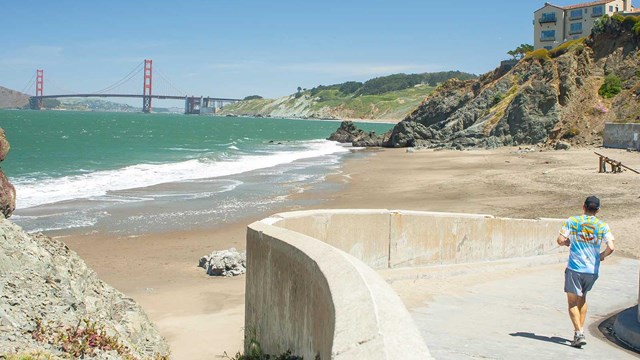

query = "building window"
(570, 22), (583, 34)
(592, 5), (604, 16)
(609, 5), (613, 12)
(570, 9), (583, 19)
(544, 46), (553, 50)
(541, 30), (556, 41)
(539, 12), (557, 23)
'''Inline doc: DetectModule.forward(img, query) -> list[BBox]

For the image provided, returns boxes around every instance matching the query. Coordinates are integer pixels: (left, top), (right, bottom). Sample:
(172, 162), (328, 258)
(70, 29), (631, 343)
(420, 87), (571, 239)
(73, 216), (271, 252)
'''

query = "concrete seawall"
(604, 123), (640, 151)
(246, 210), (566, 359)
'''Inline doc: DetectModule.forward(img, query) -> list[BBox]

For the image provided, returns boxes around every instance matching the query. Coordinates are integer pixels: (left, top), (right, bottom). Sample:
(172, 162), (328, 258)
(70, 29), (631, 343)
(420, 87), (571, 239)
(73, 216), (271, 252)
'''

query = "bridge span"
(27, 59), (242, 114)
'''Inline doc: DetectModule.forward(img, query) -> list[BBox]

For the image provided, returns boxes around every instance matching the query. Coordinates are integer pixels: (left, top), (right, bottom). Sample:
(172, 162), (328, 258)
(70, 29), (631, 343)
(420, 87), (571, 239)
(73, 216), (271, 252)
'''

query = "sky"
(1, 0), (637, 107)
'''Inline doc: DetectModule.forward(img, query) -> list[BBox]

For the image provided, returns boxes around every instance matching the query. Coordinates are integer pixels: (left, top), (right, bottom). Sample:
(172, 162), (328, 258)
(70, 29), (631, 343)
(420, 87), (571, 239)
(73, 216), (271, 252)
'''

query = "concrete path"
(382, 254), (639, 359)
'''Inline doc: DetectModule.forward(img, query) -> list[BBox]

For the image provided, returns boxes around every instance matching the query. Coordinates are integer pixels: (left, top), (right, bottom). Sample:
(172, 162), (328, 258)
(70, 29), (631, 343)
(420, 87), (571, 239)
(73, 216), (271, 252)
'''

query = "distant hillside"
(0, 86), (29, 109)
(218, 71), (477, 121)
(57, 98), (139, 112)
(338, 14), (640, 149)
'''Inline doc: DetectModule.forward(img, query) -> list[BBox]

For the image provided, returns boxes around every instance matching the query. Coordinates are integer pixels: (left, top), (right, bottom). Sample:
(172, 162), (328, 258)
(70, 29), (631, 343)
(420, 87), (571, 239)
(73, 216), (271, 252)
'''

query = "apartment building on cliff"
(534, 0), (635, 50)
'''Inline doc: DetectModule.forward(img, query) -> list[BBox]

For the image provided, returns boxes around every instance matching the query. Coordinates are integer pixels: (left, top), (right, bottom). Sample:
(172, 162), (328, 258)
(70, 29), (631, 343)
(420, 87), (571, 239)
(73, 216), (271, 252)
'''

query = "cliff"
(0, 87), (29, 109)
(334, 15), (640, 149)
(218, 72), (476, 122)
(0, 129), (169, 359)
(219, 85), (436, 121)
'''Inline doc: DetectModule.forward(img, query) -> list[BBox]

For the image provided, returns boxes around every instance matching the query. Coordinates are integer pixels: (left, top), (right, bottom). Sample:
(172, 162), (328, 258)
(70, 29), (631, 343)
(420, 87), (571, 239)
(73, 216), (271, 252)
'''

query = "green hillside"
(219, 71), (476, 121)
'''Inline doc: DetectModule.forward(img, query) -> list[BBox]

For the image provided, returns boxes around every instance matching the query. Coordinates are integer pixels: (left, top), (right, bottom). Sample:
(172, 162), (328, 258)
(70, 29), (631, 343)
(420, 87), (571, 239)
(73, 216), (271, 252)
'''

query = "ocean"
(0, 110), (393, 236)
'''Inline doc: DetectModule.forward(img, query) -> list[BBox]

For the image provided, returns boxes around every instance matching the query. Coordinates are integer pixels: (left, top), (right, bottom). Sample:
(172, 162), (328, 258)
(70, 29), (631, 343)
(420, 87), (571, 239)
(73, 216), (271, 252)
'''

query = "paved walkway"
(382, 254), (639, 359)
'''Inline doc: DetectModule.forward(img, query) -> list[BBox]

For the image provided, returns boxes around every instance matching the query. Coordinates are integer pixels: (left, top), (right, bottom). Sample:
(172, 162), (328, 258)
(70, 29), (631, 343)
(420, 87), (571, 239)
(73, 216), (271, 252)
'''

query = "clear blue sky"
(1, 0), (637, 106)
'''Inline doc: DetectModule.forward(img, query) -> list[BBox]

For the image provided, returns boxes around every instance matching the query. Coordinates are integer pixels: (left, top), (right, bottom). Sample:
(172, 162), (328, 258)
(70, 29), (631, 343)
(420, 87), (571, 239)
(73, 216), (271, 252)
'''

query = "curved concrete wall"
(246, 210), (565, 359)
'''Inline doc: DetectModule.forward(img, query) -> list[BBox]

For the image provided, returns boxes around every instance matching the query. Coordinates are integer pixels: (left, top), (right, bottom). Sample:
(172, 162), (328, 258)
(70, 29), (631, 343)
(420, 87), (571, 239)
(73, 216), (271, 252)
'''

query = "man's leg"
(566, 292), (583, 332)
(578, 295), (588, 331)
(567, 292), (588, 347)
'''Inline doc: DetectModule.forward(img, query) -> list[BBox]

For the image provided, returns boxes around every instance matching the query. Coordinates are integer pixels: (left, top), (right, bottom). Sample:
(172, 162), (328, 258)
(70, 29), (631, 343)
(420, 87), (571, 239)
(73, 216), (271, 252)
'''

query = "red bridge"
(27, 59), (241, 114)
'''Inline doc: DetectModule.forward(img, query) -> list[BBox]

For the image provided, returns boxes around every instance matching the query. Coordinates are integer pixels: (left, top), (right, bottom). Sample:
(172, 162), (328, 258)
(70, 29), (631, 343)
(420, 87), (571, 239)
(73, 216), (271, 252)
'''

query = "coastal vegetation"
(219, 71), (476, 121)
(507, 43), (533, 60)
(599, 74), (622, 98)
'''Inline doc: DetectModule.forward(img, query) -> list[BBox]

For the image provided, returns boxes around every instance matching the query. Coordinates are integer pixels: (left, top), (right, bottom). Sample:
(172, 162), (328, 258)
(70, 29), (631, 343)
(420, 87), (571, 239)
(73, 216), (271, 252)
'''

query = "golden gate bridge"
(22, 59), (241, 114)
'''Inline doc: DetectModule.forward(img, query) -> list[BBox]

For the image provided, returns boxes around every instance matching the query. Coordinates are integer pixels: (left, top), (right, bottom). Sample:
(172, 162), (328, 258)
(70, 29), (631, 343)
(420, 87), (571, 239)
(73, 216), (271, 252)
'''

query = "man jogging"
(557, 195), (615, 348)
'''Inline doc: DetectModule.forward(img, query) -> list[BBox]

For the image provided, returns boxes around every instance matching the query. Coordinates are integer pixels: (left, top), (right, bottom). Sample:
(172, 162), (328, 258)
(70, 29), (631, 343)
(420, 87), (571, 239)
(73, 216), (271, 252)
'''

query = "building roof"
(560, 0), (611, 10)
(536, 0), (614, 12)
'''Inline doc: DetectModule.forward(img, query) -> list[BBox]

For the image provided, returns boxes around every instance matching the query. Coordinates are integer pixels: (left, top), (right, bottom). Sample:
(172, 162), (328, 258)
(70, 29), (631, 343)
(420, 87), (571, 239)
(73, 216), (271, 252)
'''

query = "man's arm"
(600, 240), (615, 261)
(557, 234), (570, 247)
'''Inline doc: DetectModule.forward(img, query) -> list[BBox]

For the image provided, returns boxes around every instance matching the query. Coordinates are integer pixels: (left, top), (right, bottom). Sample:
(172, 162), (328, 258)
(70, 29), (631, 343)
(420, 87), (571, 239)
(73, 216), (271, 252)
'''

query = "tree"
(295, 86), (303, 99)
(508, 44), (534, 60)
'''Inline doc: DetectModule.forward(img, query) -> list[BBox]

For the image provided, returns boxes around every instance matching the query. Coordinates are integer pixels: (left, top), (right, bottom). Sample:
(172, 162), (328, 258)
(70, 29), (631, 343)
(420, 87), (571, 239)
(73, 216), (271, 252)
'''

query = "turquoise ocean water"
(0, 110), (392, 235)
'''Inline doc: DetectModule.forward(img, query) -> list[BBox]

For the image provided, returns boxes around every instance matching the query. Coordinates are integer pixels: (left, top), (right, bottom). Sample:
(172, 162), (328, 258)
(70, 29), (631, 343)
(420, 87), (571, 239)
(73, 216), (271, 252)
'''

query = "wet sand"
(61, 146), (640, 359)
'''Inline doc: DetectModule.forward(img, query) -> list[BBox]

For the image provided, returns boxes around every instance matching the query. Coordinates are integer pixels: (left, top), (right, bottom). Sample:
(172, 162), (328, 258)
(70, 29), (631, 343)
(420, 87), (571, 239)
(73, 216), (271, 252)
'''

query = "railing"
(569, 12), (583, 20)
(540, 36), (556, 42)
(539, 14), (557, 23)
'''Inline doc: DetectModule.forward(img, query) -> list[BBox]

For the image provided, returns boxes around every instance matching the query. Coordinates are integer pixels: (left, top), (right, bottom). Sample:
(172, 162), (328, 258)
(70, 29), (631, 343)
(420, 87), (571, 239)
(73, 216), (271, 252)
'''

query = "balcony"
(539, 14), (557, 23)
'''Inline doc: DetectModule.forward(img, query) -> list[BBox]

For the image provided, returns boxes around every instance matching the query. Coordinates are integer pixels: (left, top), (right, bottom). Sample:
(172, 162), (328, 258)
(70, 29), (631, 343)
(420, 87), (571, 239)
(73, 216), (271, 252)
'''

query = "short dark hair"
(584, 195), (600, 211)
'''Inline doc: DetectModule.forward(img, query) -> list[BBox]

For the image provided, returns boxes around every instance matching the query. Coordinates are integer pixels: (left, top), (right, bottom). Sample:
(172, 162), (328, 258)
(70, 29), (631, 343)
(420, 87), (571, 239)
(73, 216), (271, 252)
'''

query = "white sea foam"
(14, 140), (351, 209)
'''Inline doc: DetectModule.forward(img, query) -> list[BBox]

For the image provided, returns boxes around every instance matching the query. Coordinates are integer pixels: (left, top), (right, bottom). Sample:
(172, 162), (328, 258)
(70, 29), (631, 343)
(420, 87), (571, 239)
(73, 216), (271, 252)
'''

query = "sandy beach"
(61, 146), (640, 359)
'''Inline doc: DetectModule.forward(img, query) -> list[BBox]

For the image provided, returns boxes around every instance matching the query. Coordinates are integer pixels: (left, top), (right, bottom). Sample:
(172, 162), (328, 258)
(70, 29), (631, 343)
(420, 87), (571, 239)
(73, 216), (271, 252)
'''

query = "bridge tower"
(34, 69), (44, 110)
(142, 59), (153, 113)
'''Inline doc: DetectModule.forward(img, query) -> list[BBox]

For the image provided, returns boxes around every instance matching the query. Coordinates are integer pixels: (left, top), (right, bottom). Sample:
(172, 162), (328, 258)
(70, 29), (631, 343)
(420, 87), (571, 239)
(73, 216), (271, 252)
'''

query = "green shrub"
(593, 15), (609, 35)
(633, 21), (640, 36)
(622, 15), (640, 30)
(598, 74), (622, 98)
(611, 13), (625, 25)
(223, 335), (304, 360)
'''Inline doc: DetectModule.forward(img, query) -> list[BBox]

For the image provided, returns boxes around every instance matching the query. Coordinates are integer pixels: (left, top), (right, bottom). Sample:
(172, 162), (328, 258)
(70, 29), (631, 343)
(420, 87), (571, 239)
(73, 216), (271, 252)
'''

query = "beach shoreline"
(58, 146), (640, 359)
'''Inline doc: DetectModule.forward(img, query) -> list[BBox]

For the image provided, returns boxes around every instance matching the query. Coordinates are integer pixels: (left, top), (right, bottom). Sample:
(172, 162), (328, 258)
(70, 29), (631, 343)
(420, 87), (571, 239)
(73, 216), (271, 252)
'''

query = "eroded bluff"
(330, 19), (640, 149)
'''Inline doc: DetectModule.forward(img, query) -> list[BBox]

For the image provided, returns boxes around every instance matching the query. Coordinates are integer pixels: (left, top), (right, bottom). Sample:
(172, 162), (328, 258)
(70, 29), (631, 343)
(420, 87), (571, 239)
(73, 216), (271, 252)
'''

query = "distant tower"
(35, 69), (44, 110)
(142, 59), (153, 113)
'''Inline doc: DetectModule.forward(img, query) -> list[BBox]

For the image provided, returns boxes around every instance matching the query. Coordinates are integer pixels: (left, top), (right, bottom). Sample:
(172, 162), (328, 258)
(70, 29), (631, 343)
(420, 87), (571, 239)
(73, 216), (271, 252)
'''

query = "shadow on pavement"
(509, 332), (573, 347)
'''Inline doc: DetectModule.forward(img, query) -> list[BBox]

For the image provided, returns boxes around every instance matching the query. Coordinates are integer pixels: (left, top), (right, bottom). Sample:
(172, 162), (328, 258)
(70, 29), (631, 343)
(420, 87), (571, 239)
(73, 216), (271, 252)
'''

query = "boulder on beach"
(199, 248), (247, 277)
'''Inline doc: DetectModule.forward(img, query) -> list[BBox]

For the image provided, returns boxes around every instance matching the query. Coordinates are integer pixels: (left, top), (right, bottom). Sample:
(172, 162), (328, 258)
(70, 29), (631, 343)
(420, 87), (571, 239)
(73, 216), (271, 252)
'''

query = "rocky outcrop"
(0, 128), (16, 218)
(332, 18), (640, 150)
(199, 248), (246, 277)
(0, 220), (169, 358)
(327, 121), (388, 147)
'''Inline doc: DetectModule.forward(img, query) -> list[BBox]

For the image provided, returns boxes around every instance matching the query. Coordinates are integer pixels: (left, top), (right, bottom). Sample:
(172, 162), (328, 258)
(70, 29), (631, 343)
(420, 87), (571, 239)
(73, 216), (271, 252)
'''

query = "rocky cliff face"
(0, 221), (170, 358)
(0, 87), (29, 109)
(332, 18), (640, 149)
(0, 130), (168, 358)
(0, 129), (16, 218)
